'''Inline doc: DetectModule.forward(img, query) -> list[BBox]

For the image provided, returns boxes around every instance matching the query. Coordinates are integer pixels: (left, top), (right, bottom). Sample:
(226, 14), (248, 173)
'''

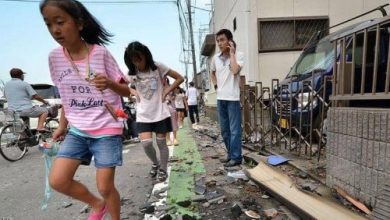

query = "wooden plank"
(246, 161), (368, 220)
(334, 186), (371, 215)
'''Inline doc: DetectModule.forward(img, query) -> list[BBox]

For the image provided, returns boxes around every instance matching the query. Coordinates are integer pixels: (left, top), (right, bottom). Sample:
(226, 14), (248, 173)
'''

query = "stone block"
(352, 110), (358, 136)
(356, 137), (363, 165)
(367, 141), (374, 168)
(343, 110), (348, 135)
(369, 112), (375, 140)
(378, 143), (387, 171)
(357, 111), (363, 138)
(373, 141), (380, 170)
(388, 113), (390, 142)
(362, 139), (368, 167)
(366, 168), (372, 195)
(354, 163), (361, 189)
(362, 111), (369, 139)
(346, 136), (352, 161)
(380, 112), (387, 142)
(375, 112), (382, 141)
(372, 170), (378, 197)
(386, 144), (390, 175)
(347, 110), (353, 136)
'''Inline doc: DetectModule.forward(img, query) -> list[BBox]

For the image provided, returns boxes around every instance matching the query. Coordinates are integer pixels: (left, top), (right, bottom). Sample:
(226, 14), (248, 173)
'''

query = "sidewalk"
(145, 117), (298, 219)
(142, 114), (370, 219)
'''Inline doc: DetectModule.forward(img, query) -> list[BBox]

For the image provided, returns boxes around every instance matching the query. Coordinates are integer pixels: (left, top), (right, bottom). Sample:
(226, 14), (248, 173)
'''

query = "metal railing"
(240, 74), (331, 160)
(330, 16), (390, 105)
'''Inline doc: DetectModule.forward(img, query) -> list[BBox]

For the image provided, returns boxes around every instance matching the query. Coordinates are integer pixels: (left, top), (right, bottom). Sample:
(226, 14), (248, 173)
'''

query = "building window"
(258, 17), (329, 52)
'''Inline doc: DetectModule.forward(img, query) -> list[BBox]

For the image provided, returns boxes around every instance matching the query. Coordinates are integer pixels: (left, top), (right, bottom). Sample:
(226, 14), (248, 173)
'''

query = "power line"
(0, 0), (175, 3)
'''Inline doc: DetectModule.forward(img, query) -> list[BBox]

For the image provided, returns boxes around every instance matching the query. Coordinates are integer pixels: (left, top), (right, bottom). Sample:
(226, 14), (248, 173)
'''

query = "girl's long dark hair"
(124, 41), (157, 75)
(40, 0), (113, 45)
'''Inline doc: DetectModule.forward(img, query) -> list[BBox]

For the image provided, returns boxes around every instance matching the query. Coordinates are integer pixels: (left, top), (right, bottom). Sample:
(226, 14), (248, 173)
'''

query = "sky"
(0, 0), (212, 86)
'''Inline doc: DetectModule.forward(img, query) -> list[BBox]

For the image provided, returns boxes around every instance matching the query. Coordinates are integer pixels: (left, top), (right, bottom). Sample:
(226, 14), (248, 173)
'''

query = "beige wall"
(206, 0), (389, 106)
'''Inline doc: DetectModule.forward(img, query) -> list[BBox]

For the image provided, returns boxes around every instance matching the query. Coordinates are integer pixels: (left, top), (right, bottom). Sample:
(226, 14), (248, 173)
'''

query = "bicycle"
(0, 108), (59, 162)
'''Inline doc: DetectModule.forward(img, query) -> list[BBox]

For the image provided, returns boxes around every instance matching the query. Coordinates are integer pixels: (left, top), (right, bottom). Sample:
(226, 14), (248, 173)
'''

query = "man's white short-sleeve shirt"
(210, 52), (244, 101)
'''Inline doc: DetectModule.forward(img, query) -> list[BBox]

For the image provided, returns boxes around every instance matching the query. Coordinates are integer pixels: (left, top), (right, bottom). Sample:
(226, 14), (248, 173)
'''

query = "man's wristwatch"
(214, 84), (218, 90)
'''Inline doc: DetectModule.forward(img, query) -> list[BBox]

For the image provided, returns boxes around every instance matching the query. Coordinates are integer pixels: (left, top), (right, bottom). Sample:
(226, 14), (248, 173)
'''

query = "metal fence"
(240, 74), (331, 160)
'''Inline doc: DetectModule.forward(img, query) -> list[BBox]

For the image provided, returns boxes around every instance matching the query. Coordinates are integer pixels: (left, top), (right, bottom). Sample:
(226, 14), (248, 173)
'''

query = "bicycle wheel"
(44, 118), (59, 132)
(0, 123), (28, 162)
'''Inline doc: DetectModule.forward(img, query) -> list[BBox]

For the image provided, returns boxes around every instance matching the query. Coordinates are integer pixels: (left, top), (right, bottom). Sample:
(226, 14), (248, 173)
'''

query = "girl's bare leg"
(49, 158), (104, 213)
(96, 168), (120, 220)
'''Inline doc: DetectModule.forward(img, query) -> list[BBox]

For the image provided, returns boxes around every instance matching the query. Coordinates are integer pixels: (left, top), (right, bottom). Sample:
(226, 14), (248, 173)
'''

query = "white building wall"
(205, 0), (389, 106)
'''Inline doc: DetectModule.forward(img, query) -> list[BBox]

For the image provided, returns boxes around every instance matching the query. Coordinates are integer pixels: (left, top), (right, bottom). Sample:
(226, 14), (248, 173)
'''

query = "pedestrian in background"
(40, 0), (130, 219)
(186, 82), (199, 128)
(166, 90), (179, 146)
(210, 29), (244, 167)
(174, 87), (186, 128)
(124, 41), (184, 182)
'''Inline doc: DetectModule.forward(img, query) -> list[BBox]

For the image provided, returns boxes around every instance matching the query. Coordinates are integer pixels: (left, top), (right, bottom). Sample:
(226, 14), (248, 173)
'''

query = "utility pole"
(186, 0), (197, 87)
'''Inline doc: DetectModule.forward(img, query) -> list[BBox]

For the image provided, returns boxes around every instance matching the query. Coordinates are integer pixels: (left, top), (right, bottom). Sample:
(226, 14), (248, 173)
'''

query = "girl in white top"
(124, 41), (184, 182)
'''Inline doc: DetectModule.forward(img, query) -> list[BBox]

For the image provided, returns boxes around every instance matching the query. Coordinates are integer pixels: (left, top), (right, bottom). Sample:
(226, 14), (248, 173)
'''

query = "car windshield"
(31, 84), (60, 99)
(287, 40), (334, 77)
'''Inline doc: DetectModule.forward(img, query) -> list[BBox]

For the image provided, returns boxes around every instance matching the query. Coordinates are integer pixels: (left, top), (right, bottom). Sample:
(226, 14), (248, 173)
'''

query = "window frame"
(258, 16), (329, 53)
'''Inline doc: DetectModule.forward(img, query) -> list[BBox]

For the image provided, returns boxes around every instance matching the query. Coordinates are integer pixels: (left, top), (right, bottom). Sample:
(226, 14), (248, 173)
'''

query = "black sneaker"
(157, 169), (168, 182)
(219, 157), (230, 163)
(224, 160), (241, 167)
(149, 164), (159, 177)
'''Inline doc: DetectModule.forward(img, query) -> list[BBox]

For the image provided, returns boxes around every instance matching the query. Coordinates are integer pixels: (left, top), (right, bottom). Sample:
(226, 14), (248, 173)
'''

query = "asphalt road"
(0, 141), (153, 220)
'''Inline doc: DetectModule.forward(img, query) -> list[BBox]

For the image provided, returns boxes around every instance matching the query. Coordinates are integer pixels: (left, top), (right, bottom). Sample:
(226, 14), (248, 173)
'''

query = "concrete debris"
(263, 208), (278, 218)
(155, 205), (170, 212)
(202, 202), (210, 208)
(153, 186), (169, 196)
(191, 195), (207, 202)
(177, 200), (192, 207)
(231, 203), (243, 218)
(195, 184), (206, 195)
(62, 202), (73, 208)
(79, 204), (90, 213)
(244, 210), (261, 219)
(160, 214), (173, 220)
(139, 203), (155, 214)
(227, 170), (249, 181)
(298, 171), (308, 179)
(261, 195), (270, 199)
(208, 195), (226, 204)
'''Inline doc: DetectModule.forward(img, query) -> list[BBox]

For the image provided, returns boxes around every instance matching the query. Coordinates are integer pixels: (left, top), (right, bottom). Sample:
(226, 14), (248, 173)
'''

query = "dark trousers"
(188, 105), (199, 124)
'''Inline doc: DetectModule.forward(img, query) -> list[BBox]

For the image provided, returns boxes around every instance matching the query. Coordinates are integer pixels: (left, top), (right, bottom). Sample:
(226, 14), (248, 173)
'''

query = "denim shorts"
(57, 133), (123, 168)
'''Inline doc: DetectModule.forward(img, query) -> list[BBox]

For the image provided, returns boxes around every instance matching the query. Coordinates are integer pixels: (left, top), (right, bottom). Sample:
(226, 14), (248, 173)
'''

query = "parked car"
(272, 12), (390, 135)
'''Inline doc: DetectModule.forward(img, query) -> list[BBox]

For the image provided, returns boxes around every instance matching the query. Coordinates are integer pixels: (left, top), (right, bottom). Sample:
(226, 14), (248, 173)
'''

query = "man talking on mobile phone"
(210, 29), (244, 167)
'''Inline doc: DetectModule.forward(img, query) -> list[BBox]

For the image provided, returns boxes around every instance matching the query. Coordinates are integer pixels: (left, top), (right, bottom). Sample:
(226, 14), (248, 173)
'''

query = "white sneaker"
(166, 140), (172, 146)
(192, 124), (197, 129)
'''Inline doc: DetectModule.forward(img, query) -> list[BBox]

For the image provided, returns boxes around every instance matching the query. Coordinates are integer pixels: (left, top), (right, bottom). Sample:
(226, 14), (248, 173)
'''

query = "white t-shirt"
(210, 52), (244, 101)
(186, 87), (198, 106)
(135, 62), (171, 123)
(175, 93), (185, 109)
